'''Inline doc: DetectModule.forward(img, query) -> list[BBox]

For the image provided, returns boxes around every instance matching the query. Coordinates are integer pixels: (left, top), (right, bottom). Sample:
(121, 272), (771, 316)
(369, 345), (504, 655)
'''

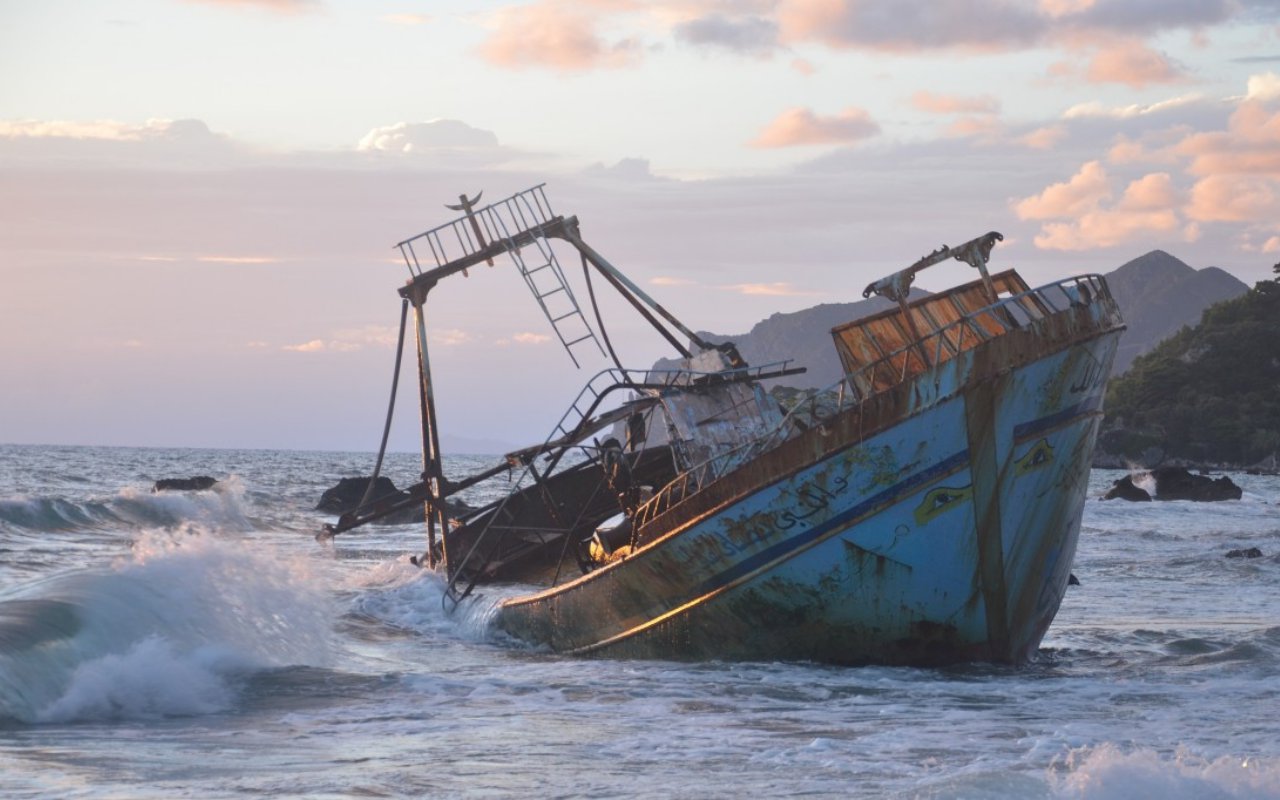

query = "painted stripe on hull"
(569, 406), (1100, 656)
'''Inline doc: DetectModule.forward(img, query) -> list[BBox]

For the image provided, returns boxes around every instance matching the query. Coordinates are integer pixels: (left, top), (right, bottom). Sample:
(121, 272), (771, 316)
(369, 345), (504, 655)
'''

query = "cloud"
(791, 58), (817, 75)
(946, 116), (1002, 140)
(774, 0), (1260, 57)
(1176, 97), (1280, 177)
(650, 276), (696, 286)
(0, 117), (227, 144)
(673, 13), (779, 56)
(750, 106), (880, 148)
(357, 120), (499, 153)
(281, 325), (404, 353)
(0, 118), (239, 167)
(380, 13), (430, 26)
(581, 157), (661, 181)
(722, 282), (818, 296)
(478, 2), (642, 71)
(1247, 71), (1280, 101)
(1084, 40), (1183, 87)
(196, 255), (281, 265)
(1062, 94), (1204, 120)
(1014, 160), (1111, 219)
(434, 329), (473, 346)
(512, 332), (551, 344)
(1186, 174), (1279, 222)
(777, 0), (1045, 52)
(1017, 166), (1184, 250)
(283, 339), (328, 353)
(186, 0), (319, 12)
(1018, 125), (1067, 149)
(911, 91), (1000, 115)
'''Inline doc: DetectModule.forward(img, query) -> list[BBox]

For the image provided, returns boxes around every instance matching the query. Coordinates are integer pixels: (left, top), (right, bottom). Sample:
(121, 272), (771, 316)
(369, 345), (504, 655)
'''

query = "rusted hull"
(494, 307), (1121, 665)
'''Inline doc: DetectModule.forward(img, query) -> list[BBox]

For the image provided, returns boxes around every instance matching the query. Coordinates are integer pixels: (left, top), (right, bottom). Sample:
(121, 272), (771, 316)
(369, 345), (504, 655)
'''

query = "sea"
(0, 443), (1277, 799)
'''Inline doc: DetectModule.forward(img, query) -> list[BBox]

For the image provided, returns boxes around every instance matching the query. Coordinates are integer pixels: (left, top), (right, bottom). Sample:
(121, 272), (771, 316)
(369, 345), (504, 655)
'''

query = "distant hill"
(656, 292), (926, 390)
(1100, 267), (1280, 467)
(661, 251), (1246, 388)
(1104, 250), (1248, 372)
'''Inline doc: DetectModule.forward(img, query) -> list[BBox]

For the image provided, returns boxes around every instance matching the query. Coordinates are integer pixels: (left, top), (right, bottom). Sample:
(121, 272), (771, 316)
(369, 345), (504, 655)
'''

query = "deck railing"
(631, 274), (1115, 530)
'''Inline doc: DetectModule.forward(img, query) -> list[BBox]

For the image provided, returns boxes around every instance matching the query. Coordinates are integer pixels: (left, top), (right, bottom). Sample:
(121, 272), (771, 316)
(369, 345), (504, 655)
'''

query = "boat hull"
(494, 303), (1121, 665)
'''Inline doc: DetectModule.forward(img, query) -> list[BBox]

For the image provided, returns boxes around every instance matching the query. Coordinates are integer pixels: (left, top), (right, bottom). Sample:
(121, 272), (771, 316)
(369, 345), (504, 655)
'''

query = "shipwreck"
(324, 185), (1125, 666)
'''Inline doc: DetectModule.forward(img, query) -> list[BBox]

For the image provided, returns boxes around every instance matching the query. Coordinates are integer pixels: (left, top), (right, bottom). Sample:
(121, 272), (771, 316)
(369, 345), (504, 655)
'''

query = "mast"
(392, 185), (718, 573)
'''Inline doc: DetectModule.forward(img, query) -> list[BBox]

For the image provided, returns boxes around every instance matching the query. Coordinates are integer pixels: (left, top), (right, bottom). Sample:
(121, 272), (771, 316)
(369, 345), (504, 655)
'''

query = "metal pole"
(560, 224), (710, 354)
(409, 284), (448, 569)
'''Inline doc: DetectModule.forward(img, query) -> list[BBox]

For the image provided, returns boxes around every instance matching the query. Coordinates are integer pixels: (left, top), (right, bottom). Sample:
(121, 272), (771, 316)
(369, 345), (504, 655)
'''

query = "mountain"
(1103, 250), (1248, 372)
(1100, 268), (1280, 467)
(658, 291), (926, 391)
(663, 251), (1246, 389)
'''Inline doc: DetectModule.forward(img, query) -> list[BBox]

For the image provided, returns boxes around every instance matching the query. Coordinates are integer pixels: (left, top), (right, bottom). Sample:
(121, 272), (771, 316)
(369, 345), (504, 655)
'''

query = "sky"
(2, 0), (1280, 454)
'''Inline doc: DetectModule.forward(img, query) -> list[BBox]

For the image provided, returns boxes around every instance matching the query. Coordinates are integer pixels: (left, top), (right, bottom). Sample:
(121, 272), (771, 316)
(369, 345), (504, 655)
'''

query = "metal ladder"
(507, 228), (604, 368)
(396, 185), (605, 368)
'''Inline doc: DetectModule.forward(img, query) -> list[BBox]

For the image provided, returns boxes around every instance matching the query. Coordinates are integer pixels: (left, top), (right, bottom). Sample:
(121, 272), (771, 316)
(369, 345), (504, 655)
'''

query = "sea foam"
(1052, 744), (1280, 799)
(0, 528), (333, 723)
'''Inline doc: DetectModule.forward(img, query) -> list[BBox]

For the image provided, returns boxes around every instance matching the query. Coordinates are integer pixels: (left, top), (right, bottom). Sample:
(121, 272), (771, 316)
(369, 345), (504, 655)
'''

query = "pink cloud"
(185, 0), (318, 12)
(911, 91), (999, 115)
(750, 106), (879, 148)
(721, 282), (818, 296)
(1018, 125), (1067, 150)
(512, 332), (551, 344)
(776, 0), (1044, 52)
(1177, 100), (1280, 177)
(791, 58), (817, 76)
(283, 339), (328, 353)
(380, 13), (430, 26)
(1014, 160), (1111, 220)
(1016, 165), (1184, 250)
(1085, 40), (1183, 87)
(1186, 174), (1279, 222)
(478, 2), (642, 71)
(945, 116), (1002, 140)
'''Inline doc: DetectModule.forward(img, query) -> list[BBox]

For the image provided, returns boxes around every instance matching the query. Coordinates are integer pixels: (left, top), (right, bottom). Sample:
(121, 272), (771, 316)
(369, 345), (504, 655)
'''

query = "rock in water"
(1225, 547), (1263, 559)
(316, 476), (403, 513)
(1150, 467), (1243, 501)
(1103, 475), (1152, 501)
(153, 476), (219, 492)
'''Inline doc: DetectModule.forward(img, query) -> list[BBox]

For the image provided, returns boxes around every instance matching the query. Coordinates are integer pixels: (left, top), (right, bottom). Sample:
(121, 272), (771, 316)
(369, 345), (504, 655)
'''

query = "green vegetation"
(1102, 262), (1280, 466)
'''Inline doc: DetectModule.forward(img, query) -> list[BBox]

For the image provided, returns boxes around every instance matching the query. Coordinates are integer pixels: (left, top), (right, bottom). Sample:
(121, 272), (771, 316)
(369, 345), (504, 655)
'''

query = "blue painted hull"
(494, 291), (1122, 665)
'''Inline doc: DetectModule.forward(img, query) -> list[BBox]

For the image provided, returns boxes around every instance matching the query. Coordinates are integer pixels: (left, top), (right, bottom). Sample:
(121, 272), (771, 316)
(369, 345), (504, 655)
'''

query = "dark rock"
(1102, 475), (1152, 501)
(317, 476), (403, 513)
(1150, 467), (1242, 501)
(317, 476), (425, 525)
(1225, 547), (1263, 559)
(153, 476), (218, 492)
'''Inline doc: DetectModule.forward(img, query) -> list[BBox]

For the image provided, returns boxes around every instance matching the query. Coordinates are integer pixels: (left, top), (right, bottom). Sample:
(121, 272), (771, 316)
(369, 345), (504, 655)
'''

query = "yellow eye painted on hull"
(1015, 438), (1054, 476)
(914, 484), (973, 525)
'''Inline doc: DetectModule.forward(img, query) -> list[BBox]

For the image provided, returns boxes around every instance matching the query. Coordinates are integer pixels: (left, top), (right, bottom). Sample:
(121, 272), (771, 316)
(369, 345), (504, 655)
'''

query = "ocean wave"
(1051, 744), (1280, 799)
(0, 496), (121, 531)
(0, 477), (255, 534)
(0, 529), (334, 724)
(344, 558), (514, 645)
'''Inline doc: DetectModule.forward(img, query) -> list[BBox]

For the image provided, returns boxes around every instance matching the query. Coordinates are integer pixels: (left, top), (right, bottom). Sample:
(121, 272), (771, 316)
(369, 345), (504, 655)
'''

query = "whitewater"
(1, 443), (1277, 798)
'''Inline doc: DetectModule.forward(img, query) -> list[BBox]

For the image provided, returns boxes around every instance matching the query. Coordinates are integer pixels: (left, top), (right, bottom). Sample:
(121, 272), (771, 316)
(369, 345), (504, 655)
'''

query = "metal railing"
(442, 359), (796, 607)
(396, 185), (557, 276)
(631, 274), (1114, 530)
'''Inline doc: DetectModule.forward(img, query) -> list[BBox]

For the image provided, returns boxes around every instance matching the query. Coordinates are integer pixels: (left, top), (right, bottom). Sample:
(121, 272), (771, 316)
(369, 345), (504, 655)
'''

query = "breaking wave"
(0, 529), (333, 723)
(0, 478), (253, 533)
(1051, 744), (1280, 799)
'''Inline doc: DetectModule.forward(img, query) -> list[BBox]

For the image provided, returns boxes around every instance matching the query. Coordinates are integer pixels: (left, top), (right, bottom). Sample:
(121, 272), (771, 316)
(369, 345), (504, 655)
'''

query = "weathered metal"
(345, 186), (1124, 666)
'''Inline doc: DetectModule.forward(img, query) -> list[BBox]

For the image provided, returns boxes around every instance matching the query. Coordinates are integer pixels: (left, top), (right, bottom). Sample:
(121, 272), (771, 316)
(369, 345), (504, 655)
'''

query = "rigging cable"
(582, 253), (628, 375)
(353, 297), (410, 515)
